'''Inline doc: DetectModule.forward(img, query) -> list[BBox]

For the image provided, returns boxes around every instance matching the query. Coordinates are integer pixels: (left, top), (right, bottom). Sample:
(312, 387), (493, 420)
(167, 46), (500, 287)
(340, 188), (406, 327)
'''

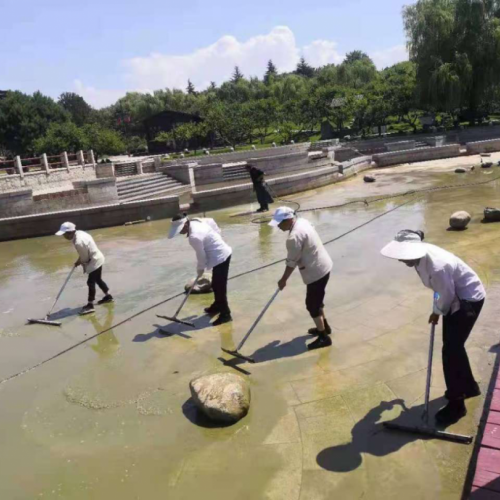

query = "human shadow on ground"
(133, 315), (212, 342)
(250, 335), (310, 363)
(45, 306), (82, 321)
(470, 477), (500, 498)
(182, 397), (235, 429)
(317, 397), (448, 473)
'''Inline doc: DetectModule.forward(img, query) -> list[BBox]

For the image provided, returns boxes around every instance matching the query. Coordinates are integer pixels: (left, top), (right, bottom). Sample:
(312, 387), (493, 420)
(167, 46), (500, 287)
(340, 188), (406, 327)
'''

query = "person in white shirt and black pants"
(168, 214), (233, 326)
(382, 230), (486, 425)
(56, 222), (113, 315)
(270, 207), (333, 351)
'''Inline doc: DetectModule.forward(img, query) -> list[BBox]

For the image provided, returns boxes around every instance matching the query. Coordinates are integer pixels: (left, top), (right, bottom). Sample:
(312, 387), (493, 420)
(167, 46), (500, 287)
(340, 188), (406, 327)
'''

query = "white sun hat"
(381, 230), (428, 260)
(168, 216), (188, 239)
(55, 222), (76, 236)
(269, 206), (296, 227)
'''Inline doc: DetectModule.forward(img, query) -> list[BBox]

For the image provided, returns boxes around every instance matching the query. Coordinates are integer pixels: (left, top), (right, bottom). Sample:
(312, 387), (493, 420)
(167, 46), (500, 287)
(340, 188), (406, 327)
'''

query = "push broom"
(222, 288), (280, 364)
(384, 321), (473, 444)
(156, 276), (201, 329)
(28, 266), (76, 327)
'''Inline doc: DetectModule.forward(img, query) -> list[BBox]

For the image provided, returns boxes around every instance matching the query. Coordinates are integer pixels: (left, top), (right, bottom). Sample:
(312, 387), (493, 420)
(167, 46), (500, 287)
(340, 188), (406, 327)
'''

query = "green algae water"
(1, 163), (500, 499)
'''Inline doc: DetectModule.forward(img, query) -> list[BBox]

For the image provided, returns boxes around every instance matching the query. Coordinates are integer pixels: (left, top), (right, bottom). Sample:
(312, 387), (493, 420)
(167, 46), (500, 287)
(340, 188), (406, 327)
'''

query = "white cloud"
(73, 80), (129, 109)
(74, 28), (409, 108)
(303, 40), (343, 67)
(370, 44), (408, 69)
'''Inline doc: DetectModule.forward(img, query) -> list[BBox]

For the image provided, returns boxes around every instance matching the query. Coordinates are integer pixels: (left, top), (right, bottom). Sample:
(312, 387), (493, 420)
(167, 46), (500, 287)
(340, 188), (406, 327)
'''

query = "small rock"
(482, 162), (493, 168)
(484, 207), (500, 222)
(185, 272), (212, 294)
(455, 168), (466, 174)
(470, 166), (475, 171)
(363, 175), (376, 183)
(189, 373), (250, 424)
(449, 211), (471, 230)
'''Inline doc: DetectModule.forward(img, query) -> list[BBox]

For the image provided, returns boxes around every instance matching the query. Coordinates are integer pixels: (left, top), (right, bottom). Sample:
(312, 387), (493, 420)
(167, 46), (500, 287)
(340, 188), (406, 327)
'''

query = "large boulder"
(185, 272), (212, 294)
(189, 373), (251, 424)
(484, 207), (500, 222)
(449, 211), (471, 230)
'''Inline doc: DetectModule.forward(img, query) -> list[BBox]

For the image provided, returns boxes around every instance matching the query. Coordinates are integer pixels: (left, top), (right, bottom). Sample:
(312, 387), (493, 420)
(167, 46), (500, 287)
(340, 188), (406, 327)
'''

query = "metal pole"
(237, 289), (280, 351)
(46, 267), (76, 318)
(171, 276), (200, 319)
(422, 322), (436, 425)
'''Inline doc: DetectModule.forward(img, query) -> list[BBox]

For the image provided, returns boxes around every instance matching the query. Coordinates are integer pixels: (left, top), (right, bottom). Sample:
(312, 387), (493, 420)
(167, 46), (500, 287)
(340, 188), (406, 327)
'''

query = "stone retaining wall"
(386, 140), (416, 152)
(373, 144), (461, 167)
(466, 138), (500, 154)
(191, 158), (372, 211)
(0, 195), (180, 242)
(0, 164), (96, 193)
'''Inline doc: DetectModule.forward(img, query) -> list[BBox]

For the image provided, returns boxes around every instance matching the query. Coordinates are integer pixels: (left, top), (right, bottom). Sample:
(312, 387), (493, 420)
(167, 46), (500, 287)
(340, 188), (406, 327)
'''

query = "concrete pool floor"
(1, 155), (500, 499)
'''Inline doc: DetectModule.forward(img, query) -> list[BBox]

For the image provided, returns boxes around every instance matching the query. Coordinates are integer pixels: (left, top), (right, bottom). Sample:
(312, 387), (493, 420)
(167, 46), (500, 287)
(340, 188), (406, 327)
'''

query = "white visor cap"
(55, 221), (76, 236)
(381, 230), (427, 261)
(269, 206), (296, 227)
(168, 217), (188, 239)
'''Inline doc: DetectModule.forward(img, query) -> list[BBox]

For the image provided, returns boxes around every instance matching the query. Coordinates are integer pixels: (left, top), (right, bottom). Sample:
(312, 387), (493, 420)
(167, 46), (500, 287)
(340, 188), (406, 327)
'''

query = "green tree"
(232, 66), (244, 83)
(295, 57), (315, 78)
(186, 80), (196, 95)
(205, 101), (253, 147)
(33, 122), (88, 154)
(58, 92), (94, 126)
(0, 91), (69, 155)
(344, 51), (372, 65)
(82, 124), (126, 157)
(264, 60), (278, 85)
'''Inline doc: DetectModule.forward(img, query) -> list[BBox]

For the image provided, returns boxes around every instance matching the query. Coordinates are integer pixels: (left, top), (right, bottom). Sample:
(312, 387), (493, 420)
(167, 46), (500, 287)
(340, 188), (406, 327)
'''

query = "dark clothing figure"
(248, 166), (274, 212)
(87, 266), (110, 303)
(211, 255), (231, 316)
(306, 272), (330, 318)
(442, 299), (484, 400)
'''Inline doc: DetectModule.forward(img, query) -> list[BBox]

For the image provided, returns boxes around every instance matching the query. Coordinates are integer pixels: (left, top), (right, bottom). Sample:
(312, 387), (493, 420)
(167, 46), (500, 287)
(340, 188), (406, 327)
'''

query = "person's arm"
(429, 268), (456, 323)
(190, 237), (207, 277)
(278, 235), (302, 290)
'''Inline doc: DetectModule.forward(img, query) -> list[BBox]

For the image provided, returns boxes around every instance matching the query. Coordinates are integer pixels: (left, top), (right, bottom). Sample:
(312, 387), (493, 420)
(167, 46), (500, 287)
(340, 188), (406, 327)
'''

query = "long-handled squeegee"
(222, 289), (280, 364)
(156, 276), (200, 328)
(28, 267), (76, 327)
(384, 322), (473, 444)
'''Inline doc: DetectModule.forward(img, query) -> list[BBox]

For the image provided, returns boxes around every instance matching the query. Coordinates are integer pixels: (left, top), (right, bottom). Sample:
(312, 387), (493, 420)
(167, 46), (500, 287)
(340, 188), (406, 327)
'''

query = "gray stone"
(455, 168), (466, 173)
(363, 175), (376, 183)
(189, 373), (251, 424)
(449, 211), (471, 230)
(484, 207), (500, 222)
(185, 272), (212, 294)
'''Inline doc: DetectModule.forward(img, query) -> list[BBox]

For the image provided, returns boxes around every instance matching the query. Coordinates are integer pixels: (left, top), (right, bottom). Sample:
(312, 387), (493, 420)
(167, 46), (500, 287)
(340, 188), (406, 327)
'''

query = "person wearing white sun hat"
(381, 229), (486, 425)
(55, 222), (113, 315)
(168, 213), (233, 326)
(269, 207), (333, 351)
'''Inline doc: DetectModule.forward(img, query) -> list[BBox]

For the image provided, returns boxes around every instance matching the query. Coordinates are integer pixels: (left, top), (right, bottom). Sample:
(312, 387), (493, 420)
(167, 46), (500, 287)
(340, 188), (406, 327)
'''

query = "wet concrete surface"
(1, 158), (500, 499)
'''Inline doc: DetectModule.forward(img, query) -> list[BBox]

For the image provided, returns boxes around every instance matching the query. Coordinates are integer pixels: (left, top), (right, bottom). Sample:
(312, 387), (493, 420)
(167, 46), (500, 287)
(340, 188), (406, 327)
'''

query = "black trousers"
(305, 272), (330, 318)
(442, 299), (484, 400)
(211, 255), (231, 315)
(255, 183), (274, 210)
(87, 266), (109, 303)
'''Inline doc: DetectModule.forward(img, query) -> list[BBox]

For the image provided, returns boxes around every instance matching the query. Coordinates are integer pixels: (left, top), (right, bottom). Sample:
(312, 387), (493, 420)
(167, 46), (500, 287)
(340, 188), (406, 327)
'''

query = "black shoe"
(445, 383), (481, 400)
(307, 335), (332, 351)
(308, 320), (332, 336)
(435, 400), (467, 425)
(204, 305), (220, 316)
(79, 303), (95, 315)
(97, 294), (114, 305)
(256, 208), (265, 213)
(212, 314), (232, 326)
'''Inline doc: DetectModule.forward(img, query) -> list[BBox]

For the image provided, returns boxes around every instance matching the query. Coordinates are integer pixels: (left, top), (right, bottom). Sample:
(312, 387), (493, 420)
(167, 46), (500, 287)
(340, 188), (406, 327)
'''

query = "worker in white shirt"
(168, 214), (233, 325)
(55, 222), (113, 315)
(381, 230), (486, 425)
(270, 207), (333, 351)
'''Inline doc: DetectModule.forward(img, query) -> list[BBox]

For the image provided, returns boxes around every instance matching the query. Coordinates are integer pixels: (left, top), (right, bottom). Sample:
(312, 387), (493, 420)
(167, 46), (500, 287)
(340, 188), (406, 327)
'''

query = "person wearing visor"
(55, 222), (113, 315)
(381, 230), (486, 425)
(270, 207), (333, 351)
(168, 214), (233, 325)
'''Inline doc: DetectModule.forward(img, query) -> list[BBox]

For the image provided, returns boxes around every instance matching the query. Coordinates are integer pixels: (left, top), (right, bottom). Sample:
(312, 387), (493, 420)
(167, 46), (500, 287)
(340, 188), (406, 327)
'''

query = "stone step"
(118, 183), (180, 199)
(118, 178), (181, 196)
(119, 185), (189, 202)
(117, 176), (176, 193)
(116, 173), (164, 186)
(223, 172), (248, 180)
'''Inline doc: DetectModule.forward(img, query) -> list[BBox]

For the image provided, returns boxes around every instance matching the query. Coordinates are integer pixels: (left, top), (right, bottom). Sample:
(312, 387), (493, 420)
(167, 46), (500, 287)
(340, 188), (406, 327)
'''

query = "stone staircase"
(222, 162), (249, 182)
(116, 173), (188, 202)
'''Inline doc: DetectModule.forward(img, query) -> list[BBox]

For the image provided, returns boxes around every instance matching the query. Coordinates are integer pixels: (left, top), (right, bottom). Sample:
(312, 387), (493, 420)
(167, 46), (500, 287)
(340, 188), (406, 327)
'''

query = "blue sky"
(1, 0), (414, 107)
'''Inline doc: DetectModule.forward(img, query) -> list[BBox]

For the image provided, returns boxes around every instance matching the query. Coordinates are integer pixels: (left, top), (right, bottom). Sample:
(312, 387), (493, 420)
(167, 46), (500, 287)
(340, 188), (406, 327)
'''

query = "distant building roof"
(142, 109), (202, 126)
(0, 90), (7, 100)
